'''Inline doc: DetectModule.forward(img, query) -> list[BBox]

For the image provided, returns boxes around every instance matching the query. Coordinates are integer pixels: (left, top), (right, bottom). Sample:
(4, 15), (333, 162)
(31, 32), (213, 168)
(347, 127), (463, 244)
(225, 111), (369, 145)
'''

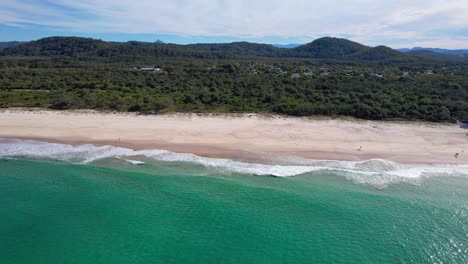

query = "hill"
(349, 46), (416, 62)
(185, 42), (280, 56)
(0, 37), (111, 56)
(0, 36), (423, 62)
(292, 37), (369, 59)
(0, 37), (231, 60)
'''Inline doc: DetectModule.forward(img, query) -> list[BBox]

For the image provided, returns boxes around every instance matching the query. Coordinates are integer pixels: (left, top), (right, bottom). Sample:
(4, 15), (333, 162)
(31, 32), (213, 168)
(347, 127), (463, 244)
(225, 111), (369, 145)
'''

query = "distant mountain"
(125, 40), (157, 47)
(0, 41), (27, 49)
(293, 37), (369, 59)
(399, 47), (468, 55)
(406, 50), (468, 62)
(273, 44), (301, 49)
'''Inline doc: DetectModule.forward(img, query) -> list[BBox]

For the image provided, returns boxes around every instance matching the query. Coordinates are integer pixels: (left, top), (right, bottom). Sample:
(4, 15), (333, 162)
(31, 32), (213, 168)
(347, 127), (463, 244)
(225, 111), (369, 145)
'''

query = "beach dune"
(0, 109), (467, 165)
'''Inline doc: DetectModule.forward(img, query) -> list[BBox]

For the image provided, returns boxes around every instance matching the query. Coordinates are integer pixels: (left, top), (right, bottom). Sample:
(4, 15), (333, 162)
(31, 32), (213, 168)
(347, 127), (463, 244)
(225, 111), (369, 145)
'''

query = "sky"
(0, 0), (467, 48)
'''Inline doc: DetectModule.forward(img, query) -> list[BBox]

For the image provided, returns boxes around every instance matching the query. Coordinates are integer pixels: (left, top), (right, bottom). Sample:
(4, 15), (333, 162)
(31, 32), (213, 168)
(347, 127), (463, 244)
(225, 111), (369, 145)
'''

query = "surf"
(1, 138), (467, 188)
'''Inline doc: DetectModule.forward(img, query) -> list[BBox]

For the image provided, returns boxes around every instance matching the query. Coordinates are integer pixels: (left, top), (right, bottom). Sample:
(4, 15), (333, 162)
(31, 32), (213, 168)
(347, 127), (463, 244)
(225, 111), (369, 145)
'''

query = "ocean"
(0, 139), (467, 263)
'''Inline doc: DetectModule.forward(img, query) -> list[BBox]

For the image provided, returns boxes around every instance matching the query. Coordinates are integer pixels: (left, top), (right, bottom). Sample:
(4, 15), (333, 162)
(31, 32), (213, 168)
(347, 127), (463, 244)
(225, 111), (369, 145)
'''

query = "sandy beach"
(0, 109), (467, 165)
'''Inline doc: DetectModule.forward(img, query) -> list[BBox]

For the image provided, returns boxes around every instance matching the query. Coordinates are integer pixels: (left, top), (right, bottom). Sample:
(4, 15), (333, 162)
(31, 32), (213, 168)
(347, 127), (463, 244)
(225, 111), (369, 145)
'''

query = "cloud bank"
(1, 0), (467, 48)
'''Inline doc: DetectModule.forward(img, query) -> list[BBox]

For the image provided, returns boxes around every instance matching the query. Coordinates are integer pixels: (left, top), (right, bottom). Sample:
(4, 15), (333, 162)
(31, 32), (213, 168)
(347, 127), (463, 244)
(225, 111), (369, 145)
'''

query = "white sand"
(0, 109), (467, 165)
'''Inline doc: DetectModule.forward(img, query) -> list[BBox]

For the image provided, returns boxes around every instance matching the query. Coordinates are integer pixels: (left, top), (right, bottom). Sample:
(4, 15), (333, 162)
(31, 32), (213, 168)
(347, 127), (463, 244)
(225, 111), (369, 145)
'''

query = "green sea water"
(0, 158), (467, 264)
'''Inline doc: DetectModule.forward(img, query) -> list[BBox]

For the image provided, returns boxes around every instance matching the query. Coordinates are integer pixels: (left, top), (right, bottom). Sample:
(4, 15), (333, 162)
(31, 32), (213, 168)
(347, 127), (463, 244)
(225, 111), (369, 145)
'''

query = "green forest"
(1, 36), (467, 122)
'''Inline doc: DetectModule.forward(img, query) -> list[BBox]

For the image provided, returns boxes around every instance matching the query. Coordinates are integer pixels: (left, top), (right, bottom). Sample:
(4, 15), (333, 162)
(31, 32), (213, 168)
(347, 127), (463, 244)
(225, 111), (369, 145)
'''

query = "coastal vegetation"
(0, 36), (467, 122)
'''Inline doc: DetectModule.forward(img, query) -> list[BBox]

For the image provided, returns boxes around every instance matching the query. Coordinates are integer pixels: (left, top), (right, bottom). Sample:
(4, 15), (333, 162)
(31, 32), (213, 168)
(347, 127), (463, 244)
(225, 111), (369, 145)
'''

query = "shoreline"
(1, 109), (467, 165)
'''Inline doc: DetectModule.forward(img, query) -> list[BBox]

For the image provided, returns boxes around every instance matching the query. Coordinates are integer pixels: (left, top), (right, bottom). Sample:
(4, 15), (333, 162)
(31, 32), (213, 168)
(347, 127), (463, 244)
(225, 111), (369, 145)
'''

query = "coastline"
(1, 109), (467, 165)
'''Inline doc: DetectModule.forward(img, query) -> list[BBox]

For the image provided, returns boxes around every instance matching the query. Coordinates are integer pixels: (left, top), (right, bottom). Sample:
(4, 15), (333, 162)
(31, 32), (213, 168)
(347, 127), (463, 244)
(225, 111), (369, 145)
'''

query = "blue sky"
(1, 0), (467, 48)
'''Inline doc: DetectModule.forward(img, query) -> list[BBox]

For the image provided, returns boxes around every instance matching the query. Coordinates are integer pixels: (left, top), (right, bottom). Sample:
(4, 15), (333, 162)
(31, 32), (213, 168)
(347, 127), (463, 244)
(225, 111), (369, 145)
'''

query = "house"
(372, 73), (383, 78)
(132, 66), (162, 72)
(142, 66), (161, 71)
(424, 70), (434, 75)
(292, 73), (301, 78)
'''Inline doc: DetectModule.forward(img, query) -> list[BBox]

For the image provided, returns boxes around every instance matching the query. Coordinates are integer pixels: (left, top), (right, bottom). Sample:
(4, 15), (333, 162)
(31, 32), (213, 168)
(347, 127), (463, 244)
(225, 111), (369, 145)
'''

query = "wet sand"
(1, 109), (467, 165)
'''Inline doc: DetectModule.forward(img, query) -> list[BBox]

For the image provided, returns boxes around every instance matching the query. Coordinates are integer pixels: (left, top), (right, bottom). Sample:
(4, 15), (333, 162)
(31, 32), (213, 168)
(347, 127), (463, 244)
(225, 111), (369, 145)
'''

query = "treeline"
(0, 36), (467, 122)
(0, 36), (422, 62)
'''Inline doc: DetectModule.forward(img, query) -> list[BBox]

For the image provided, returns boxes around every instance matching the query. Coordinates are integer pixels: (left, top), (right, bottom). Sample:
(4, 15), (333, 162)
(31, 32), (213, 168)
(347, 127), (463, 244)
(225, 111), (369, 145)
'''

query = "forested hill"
(0, 37), (229, 59)
(0, 36), (467, 122)
(0, 36), (422, 62)
(293, 37), (368, 58)
(185, 42), (279, 57)
(349, 46), (413, 62)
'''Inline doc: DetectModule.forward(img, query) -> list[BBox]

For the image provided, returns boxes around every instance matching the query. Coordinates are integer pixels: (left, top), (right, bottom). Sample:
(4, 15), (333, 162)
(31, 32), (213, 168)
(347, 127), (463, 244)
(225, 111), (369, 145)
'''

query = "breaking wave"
(1, 139), (467, 188)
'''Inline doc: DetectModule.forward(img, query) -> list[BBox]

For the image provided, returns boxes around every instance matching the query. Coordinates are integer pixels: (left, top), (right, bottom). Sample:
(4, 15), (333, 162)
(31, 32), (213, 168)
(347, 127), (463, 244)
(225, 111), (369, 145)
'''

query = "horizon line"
(2, 35), (468, 50)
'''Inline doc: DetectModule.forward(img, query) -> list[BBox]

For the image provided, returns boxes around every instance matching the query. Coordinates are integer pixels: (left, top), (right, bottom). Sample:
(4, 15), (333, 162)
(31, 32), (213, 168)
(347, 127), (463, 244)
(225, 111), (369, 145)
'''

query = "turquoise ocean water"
(0, 139), (467, 263)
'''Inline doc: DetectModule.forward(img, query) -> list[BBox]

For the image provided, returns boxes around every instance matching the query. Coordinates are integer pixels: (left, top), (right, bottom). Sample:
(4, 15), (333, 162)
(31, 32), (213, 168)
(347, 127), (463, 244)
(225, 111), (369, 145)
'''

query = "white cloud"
(0, 0), (467, 47)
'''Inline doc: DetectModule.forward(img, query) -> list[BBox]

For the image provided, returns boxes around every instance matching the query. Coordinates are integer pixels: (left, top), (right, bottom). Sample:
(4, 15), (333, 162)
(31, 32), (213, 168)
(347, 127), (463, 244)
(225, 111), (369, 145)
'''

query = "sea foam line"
(1, 138), (467, 188)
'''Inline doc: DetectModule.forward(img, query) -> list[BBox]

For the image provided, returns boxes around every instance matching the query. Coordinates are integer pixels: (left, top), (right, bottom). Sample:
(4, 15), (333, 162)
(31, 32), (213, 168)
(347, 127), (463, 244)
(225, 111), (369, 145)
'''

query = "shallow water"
(0, 140), (467, 263)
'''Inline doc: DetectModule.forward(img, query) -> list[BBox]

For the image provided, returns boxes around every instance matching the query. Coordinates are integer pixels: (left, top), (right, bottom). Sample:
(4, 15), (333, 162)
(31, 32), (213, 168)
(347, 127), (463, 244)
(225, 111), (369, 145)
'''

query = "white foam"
(1, 139), (467, 188)
(116, 156), (145, 165)
(0, 139), (135, 163)
(126, 159), (145, 165)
